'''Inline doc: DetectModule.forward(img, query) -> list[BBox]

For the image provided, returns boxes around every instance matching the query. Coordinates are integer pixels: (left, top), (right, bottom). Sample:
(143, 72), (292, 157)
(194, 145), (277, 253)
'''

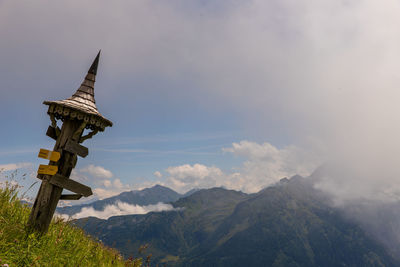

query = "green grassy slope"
(0, 182), (142, 267)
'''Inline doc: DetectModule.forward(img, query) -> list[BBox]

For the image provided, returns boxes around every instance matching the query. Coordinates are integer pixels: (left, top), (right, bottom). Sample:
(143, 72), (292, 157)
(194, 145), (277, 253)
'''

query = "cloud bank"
(155, 141), (319, 193)
(60, 201), (176, 220)
(0, 163), (33, 172)
(92, 177), (129, 200)
(2, 0), (400, 202)
(80, 165), (113, 179)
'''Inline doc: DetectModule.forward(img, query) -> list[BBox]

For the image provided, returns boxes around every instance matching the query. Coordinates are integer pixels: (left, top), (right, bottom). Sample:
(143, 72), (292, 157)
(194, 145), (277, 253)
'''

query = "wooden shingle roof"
(43, 51), (112, 131)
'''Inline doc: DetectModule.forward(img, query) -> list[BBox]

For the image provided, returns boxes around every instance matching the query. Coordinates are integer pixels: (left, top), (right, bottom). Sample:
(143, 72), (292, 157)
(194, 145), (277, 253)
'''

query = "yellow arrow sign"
(37, 165), (58, 175)
(38, 149), (60, 162)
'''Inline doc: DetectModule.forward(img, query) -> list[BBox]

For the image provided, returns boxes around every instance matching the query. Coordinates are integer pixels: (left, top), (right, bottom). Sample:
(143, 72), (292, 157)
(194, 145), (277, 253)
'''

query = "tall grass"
(0, 174), (142, 266)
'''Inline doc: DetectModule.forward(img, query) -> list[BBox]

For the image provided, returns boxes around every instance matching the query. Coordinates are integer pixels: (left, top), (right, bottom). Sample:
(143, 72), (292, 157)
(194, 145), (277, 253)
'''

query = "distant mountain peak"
(150, 184), (167, 189)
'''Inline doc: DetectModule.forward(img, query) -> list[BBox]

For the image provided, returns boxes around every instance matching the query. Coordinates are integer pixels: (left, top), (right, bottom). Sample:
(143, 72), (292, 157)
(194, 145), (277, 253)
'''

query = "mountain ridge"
(57, 184), (183, 216)
(74, 175), (399, 266)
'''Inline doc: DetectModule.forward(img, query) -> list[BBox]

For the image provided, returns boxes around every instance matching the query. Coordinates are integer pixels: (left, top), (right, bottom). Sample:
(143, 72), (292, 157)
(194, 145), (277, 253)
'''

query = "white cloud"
(223, 141), (281, 160)
(157, 141), (319, 194)
(91, 178), (131, 200)
(0, 162), (33, 172)
(92, 188), (116, 200)
(60, 201), (177, 220)
(113, 178), (123, 189)
(80, 165), (113, 179)
(102, 179), (112, 188)
(164, 164), (225, 193)
(70, 169), (87, 183)
(166, 164), (223, 180)
(223, 140), (319, 191)
(153, 171), (162, 178)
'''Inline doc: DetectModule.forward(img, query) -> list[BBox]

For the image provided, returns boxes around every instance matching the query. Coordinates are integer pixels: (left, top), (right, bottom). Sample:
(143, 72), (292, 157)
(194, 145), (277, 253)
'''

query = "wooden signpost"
(28, 51), (113, 233)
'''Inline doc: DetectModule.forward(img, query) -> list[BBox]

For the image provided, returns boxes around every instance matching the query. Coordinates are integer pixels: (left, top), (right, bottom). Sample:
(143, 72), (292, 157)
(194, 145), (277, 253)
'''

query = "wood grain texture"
(60, 194), (83, 200)
(64, 139), (88, 158)
(49, 174), (92, 197)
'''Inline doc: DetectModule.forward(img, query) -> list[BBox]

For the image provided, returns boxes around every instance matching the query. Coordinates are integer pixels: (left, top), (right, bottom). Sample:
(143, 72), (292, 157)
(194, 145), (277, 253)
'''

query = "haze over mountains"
(71, 172), (400, 266)
(57, 185), (197, 219)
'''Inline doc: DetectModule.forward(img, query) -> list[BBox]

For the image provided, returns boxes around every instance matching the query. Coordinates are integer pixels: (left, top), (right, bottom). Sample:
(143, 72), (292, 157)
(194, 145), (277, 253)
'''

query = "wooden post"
(28, 120), (84, 232)
(28, 51), (112, 233)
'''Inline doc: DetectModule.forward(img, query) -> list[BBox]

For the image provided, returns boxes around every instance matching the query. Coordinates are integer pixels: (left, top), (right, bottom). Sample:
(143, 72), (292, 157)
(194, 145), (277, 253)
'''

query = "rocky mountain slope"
(74, 176), (399, 266)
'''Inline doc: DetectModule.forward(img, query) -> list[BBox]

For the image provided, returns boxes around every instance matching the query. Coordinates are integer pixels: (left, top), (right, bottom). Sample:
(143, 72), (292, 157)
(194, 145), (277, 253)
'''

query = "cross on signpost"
(28, 51), (113, 233)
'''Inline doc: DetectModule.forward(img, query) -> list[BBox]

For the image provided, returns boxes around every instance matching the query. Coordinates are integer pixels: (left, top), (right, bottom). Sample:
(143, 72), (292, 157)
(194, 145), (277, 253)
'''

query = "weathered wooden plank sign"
(37, 164), (58, 175)
(50, 174), (92, 197)
(38, 149), (61, 162)
(64, 140), (88, 158)
(37, 173), (92, 197)
(28, 51), (113, 234)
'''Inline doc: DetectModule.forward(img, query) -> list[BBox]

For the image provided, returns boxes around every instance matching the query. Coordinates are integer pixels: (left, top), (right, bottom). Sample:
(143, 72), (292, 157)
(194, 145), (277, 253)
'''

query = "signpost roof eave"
(42, 51), (112, 130)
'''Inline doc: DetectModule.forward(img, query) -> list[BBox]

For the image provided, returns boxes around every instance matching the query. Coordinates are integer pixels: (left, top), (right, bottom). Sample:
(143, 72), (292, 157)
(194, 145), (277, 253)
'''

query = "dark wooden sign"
(64, 139), (88, 158)
(37, 173), (92, 197)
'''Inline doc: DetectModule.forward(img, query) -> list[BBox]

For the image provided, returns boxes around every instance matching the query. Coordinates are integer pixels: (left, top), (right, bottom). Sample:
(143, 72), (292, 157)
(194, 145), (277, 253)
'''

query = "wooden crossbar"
(64, 139), (88, 158)
(37, 174), (92, 197)
(60, 194), (83, 200)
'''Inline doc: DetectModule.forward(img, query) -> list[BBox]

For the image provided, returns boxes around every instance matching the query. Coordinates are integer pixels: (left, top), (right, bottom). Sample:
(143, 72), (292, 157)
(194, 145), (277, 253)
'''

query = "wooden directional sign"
(64, 139), (88, 158)
(38, 149), (61, 162)
(50, 174), (92, 197)
(37, 164), (58, 175)
(37, 173), (92, 197)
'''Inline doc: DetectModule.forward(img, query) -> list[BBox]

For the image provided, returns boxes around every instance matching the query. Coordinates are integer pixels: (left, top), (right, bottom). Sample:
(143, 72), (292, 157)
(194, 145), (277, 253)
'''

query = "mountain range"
(73, 176), (400, 266)
(57, 185), (187, 216)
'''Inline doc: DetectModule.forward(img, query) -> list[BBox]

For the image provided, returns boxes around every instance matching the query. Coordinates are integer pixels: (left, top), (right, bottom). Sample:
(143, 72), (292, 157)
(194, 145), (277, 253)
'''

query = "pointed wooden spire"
(43, 51), (112, 130)
(88, 50), (100, 75)
(69, 52), (99, 113)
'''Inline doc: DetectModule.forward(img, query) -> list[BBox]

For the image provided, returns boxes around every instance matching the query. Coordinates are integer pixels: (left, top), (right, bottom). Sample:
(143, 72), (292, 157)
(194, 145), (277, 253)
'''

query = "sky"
(2, 0), (400, 204)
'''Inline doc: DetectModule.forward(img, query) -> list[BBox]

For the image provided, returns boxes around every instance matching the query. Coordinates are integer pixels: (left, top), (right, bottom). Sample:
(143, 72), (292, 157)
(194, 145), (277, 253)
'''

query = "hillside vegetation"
(0, 181), (142, 266)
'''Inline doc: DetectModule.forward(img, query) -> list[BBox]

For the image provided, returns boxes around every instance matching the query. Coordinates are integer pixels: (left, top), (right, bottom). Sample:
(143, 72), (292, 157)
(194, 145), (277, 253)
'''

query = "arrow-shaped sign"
(64, 140), (88, 158)
(36, 173), (92, 197)
(37, 164), (58, 175)
(38, 149), (61, 162)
